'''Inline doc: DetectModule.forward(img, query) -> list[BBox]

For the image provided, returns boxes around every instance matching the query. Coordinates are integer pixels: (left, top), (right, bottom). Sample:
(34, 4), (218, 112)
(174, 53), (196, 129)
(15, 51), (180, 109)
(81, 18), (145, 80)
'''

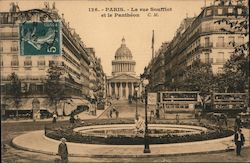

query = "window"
(37, 60), (46, 67)
(24, 57), (32, 67)
(11, 41), (18, 52)
(205, 53), (213, 64)
(37, 85), (44, 94)
(228, 36), (235, 47)
(237, 8), (242, 15)
(228, 8), (233, 14)
(218, 8), (223, 15)
(202, 22), (210, 32)
(49, 60), (55, 66)
(238, 36), (244, 45)
(216, 52), (224, 64)
(217, 67), (223, 74)
(0, 41), (3, 52)
(205, 37), (210, 47)
(217, 37), (225, 47)
(0, 55), (3, 67)
(11, 55), (19, 67)
(206, 9), (212, 16)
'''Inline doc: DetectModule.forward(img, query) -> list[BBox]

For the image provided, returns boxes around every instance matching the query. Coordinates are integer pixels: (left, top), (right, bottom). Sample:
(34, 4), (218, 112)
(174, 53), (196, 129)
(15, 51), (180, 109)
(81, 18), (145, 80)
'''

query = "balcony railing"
(216, 42), (235, 48)
(200, 42), (213, 48)
(215, 59), (225, 64)
(205, 58), (214, 64)
(0, 32), (18, 39)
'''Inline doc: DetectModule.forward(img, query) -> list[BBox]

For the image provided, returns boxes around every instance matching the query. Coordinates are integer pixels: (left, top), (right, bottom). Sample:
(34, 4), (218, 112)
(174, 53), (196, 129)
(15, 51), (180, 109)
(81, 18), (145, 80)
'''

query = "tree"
(45, 64), (65, 115)
(8, 72), (22, 118)
(214, 0), (249, 92)
(181, 59), (215, 108)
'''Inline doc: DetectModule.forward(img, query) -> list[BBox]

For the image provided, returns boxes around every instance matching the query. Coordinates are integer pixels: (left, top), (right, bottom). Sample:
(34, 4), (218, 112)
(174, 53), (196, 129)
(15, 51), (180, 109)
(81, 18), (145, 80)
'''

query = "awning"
(4, 98), (32, 111)
(60, 98), (90, 115)
(4, 98), (51, 111)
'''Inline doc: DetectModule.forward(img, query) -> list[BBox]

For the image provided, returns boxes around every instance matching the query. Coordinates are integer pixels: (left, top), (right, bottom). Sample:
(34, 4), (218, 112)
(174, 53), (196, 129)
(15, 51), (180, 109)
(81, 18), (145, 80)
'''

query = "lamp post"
(142, 79), (151, 153)
(134, 84), (139, 120)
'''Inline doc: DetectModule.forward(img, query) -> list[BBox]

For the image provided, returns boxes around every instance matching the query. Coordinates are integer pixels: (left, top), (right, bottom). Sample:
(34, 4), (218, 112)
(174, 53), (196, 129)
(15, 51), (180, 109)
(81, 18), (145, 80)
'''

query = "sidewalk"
(12, 128), (250, 158)
(1, 108), (107, 124)
(1, 117), (69, 123)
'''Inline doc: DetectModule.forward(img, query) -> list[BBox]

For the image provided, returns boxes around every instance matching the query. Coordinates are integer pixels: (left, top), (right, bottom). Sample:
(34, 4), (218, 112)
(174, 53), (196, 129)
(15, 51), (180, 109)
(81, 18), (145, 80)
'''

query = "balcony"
(216, 42), (235, 48)
(199, 42), (213, 51)
(215, 59), (225, 64)
(0, 32), (18, 40)
(205, 58), (214, 64)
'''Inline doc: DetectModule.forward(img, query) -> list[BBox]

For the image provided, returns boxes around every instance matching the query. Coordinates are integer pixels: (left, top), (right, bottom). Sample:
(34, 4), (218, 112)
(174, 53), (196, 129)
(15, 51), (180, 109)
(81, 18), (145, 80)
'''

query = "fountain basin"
(73, 124), (208, 137)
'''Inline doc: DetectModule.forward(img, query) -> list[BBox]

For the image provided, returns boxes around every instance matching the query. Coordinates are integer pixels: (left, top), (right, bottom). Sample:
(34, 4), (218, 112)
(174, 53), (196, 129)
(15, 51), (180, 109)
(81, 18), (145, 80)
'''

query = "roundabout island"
(12, 119), (250, 158)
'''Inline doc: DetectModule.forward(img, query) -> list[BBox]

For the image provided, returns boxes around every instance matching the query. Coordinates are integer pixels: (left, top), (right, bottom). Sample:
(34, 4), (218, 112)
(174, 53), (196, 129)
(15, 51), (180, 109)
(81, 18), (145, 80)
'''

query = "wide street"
(1, 99), (250, 162)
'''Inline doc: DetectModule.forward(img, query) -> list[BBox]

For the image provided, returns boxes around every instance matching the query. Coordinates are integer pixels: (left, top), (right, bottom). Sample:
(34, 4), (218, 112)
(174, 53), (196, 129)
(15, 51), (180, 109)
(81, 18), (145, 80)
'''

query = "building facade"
(107, 38), (141, 99)
(147, 2), (248, 91)
(0, 3), (92, 118)
(147, 42), (169, 92)
(86, 48), (106, 102)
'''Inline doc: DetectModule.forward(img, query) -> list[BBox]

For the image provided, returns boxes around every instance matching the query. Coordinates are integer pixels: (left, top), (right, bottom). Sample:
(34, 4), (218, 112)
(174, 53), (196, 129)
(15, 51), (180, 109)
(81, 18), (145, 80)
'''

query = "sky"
(0, 0), (214, 76)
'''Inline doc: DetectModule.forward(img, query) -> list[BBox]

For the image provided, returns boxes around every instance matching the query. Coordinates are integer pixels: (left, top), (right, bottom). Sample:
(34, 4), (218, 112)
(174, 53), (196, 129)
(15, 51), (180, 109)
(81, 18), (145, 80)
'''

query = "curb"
(11, 129), (250, 158)
(11, 137), (235, 158)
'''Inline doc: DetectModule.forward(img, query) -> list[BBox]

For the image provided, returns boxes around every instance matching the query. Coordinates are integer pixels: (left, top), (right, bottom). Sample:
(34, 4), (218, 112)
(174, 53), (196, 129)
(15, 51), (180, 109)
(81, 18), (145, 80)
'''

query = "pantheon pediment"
(108, 74), (139, 82)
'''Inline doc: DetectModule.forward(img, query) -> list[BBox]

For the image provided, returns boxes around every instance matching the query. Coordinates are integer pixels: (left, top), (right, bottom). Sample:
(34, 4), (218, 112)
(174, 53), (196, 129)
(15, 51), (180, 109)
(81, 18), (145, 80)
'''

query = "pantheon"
(107, 37), (142, 99)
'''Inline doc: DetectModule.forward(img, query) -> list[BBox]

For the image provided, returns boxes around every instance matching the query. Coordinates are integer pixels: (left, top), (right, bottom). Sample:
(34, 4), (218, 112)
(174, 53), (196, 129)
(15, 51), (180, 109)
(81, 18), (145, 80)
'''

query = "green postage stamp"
(19, 21), (61, 55)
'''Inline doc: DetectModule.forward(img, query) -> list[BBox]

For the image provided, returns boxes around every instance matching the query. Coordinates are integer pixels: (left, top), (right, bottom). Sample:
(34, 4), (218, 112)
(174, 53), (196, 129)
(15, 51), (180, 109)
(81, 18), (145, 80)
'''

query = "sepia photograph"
(0, 0), (249, 162)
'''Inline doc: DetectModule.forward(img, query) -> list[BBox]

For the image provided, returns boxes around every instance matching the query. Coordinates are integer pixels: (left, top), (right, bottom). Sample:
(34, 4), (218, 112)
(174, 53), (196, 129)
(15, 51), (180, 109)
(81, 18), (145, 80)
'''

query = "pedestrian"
(176, 113), (180, 124)
(222, 114), (228, 127)
(76, 115), (80, 123)
(198, 111), (202, 123)
(109, 109), (113, 118)
(150, 110), (154, 121)
(156, 109), (160, 119)
(235, 115), (242, 131)
(58, 138), (68, 163)
(52, 112), (57, 123)
(234, 129), (245, 156)
(115, 110), (119, 119)
(69, 114), (75, 124)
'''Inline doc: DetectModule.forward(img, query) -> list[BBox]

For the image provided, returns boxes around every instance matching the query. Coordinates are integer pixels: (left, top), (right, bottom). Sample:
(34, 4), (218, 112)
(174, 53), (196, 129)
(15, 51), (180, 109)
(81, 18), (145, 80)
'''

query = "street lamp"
(142, 79), (151, 153)
(134, 84), (139, 120)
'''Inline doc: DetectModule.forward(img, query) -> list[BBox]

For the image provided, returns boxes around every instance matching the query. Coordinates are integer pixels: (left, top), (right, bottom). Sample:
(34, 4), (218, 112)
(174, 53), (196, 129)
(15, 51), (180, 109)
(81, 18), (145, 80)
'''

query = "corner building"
(0, 3), (91, 118)
(164, 3), (248, 85)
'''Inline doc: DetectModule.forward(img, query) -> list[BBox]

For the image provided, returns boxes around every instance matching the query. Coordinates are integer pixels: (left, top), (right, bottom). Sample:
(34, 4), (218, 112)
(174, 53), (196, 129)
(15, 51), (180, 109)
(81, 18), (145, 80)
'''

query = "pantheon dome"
(115, 37), (133, 59)
(112, 37), (136, 76)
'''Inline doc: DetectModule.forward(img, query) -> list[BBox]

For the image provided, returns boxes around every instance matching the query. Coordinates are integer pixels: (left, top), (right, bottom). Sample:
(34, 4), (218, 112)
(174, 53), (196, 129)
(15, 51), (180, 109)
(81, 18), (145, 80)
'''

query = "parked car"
(40, 110), (53, 119)
(71, 105), (89, 116)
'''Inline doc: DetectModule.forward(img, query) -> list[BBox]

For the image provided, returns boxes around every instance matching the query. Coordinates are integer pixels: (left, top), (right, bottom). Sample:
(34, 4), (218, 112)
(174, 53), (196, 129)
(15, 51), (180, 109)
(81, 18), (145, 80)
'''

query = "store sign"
(148, 93), (157, 105)
(20, 21), (61, 55)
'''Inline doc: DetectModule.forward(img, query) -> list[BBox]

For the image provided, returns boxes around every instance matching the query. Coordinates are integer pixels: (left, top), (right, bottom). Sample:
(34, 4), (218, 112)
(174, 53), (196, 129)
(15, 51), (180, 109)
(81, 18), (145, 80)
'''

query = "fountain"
(42, 118), (235, 145)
